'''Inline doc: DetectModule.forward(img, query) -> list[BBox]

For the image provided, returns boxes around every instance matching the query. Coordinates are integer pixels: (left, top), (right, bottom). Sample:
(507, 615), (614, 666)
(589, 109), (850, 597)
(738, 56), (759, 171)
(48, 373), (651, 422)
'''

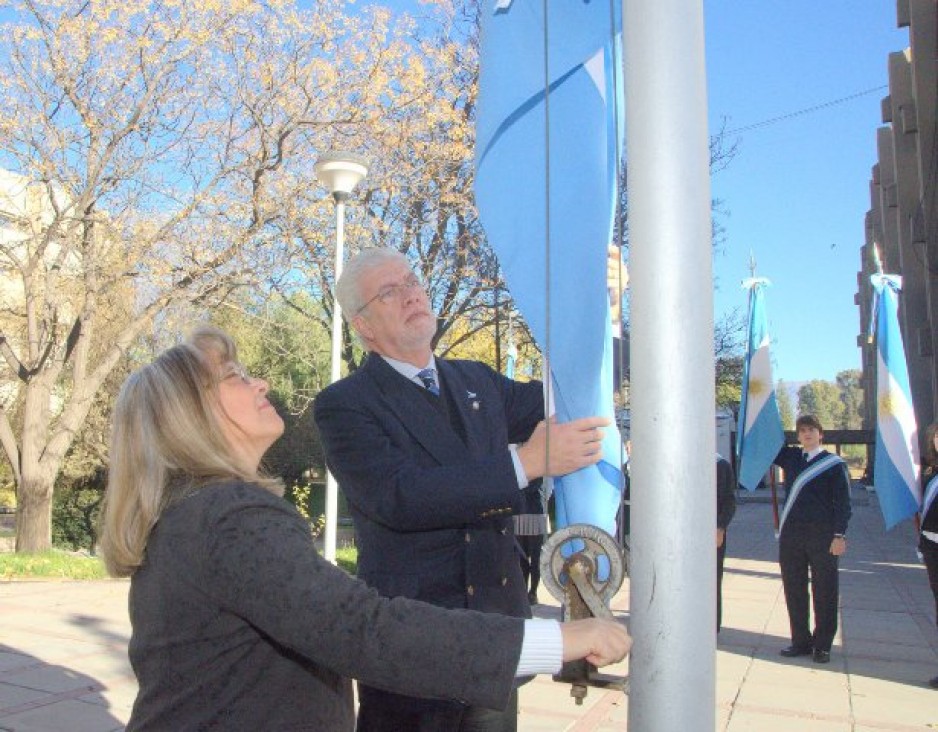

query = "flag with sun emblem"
(870, 274), (920, 529)
(475, 0), (624, 537)
(736, 278), (784, 491)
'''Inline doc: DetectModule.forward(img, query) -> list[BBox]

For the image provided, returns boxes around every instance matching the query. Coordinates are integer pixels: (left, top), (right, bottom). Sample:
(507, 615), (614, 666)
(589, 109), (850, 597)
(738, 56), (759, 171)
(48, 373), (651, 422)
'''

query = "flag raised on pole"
(869, 274), (921, 529)
(474, 0), (623, 535)
(736, 278), (784, 492)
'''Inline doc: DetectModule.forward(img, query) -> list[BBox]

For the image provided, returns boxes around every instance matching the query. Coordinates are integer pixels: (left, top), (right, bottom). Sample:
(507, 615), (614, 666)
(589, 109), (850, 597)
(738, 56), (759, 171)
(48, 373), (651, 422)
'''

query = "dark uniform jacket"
(126, 481), (523, 732)
(716, 455), (737, 530)
(774, 445), (852, 535)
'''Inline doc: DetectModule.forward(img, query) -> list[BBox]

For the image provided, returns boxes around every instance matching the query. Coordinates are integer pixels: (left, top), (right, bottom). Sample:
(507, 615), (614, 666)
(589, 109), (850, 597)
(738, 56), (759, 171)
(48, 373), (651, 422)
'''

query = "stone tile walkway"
(1, 495), (937, 730)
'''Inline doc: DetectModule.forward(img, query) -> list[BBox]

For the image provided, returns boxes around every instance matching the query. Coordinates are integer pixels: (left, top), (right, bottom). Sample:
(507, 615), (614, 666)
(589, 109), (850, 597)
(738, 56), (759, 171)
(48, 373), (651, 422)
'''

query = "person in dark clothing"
(716, 453), (737, 632)
(515, 479), (548, 605)
(918, 421), (938, 689)
(773, 414), (852, 664)
(314, 248), (612, 732)
(96, 325), (632, 732)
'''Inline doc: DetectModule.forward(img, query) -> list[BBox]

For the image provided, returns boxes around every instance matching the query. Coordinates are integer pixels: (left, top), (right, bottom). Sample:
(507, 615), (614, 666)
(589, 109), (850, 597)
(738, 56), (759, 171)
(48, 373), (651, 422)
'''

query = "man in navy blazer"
(314, 248), (608, 732)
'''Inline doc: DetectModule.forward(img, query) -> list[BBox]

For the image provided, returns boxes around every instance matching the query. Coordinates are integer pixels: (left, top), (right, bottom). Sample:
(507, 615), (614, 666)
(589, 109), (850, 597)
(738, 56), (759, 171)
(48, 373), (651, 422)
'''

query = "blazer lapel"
(363, 354), (469, 465)
(436, 360), (485, 455)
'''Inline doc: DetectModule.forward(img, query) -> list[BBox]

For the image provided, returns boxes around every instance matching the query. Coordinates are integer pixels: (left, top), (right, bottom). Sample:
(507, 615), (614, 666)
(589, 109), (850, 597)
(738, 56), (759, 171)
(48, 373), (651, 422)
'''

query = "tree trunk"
(15, 475), (54, 552)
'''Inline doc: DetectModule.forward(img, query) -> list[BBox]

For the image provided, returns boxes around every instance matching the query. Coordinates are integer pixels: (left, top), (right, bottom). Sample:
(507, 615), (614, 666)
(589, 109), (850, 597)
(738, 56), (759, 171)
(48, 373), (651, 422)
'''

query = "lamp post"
(314, 151), (368, 564)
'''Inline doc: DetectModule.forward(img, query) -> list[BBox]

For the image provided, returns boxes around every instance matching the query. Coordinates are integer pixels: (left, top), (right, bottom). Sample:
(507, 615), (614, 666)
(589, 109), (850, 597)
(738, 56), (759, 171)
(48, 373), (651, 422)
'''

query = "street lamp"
(314, 151), (368, 564)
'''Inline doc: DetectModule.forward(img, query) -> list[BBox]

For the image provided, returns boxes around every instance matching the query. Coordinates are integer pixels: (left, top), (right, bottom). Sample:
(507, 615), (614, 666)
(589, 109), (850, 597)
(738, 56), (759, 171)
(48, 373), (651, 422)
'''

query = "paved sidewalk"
(2, 495), (938, 730)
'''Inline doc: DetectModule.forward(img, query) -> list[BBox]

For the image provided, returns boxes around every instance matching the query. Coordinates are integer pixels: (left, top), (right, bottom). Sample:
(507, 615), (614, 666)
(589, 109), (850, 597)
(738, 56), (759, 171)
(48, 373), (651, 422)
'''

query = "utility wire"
(726, 85), (888, 135)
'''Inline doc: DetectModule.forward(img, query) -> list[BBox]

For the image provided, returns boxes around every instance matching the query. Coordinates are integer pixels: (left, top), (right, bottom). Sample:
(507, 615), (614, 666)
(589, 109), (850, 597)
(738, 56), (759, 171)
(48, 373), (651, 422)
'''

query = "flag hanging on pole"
(869, 274), (921, 529)
(505, 338), (517, 380)
(474, 0), (624, 537)
(736, 278), (784, 491)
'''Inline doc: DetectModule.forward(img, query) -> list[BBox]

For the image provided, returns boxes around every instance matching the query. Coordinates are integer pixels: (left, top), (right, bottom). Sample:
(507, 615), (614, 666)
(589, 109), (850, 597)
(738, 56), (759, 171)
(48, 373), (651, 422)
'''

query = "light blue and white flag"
(475, 0), (624, 537)
(736, 278), (784, 491)
(870, 274), (921, 529)
(504, 338), (517, 380)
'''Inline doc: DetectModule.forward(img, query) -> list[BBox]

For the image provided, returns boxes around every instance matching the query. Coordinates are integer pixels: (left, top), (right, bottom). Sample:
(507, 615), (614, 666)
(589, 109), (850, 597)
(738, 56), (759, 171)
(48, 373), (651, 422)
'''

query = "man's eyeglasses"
(356, 275), (423, 314)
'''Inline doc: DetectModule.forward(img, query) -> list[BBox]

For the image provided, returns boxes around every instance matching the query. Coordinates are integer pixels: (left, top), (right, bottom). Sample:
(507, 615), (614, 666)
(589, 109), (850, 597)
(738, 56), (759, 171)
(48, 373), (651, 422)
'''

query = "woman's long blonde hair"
(98, 325), (282, 577)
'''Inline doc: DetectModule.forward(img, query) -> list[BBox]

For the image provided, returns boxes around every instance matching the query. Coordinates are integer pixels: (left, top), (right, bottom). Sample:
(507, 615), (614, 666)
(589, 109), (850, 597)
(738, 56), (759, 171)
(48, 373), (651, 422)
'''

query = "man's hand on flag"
(518, 416), (609, 480)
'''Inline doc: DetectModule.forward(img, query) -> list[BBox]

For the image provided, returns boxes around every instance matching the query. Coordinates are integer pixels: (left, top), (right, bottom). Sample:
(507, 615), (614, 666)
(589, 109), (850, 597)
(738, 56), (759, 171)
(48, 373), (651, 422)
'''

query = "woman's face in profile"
(214, 360), (285, 468)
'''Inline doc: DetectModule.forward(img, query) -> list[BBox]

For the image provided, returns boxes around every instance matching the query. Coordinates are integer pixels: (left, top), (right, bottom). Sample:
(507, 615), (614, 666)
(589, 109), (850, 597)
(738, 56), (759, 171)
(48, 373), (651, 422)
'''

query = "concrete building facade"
(858, 0), (938, 436)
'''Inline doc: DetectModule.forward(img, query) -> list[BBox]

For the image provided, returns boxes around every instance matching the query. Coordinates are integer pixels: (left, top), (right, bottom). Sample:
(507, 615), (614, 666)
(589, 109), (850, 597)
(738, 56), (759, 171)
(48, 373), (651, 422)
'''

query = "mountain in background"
(785, 381), (809, 414)
(784, 381), (805, 414)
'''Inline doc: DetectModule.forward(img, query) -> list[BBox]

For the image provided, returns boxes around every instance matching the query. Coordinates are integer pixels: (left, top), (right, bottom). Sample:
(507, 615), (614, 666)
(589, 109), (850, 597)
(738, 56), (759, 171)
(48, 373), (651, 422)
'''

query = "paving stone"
(0, 500), (936, 731)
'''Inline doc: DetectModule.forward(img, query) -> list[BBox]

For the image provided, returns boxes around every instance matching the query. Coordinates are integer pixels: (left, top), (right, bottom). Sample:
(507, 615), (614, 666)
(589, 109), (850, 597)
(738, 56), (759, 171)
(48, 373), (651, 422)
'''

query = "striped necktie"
(417, 368), (440, 396)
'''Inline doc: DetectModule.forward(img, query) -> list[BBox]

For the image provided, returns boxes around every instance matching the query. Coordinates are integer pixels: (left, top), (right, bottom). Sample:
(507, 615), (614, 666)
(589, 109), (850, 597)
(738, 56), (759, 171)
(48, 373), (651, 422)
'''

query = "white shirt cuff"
(509, 445), (529, 489)
(516, 619), (563, 676)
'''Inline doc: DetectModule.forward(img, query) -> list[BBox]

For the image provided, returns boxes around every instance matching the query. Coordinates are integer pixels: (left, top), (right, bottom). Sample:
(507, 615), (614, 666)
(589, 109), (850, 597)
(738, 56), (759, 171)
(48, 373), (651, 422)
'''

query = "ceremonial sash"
(924, 474), (938, 521)
(776, 454), (847, 539)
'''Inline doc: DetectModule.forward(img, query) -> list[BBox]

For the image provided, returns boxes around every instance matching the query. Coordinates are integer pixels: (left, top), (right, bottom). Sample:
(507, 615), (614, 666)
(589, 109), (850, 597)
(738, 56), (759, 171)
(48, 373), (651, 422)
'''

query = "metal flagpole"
(624, 0), (716, 728)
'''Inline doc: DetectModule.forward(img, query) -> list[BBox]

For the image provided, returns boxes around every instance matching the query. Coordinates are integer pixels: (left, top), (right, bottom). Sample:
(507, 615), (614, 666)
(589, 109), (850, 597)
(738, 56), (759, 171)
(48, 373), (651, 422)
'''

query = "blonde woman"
(98, 325), (630, 732)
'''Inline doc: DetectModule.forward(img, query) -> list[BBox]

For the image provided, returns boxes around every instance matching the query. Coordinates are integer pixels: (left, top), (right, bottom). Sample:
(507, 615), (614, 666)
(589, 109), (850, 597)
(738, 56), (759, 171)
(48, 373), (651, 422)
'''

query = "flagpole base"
(541, 525), (628, 704)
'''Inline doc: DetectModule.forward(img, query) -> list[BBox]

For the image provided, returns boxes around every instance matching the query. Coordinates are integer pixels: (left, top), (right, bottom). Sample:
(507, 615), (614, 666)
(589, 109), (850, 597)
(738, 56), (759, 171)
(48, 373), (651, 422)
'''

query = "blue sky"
(705, 1), (907, 383)
(377, 0), (908, 384)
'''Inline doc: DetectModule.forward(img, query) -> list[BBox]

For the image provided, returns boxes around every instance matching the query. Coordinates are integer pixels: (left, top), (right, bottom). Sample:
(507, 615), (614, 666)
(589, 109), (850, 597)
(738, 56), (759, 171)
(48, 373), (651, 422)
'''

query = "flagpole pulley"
(540, 524), (628, 703)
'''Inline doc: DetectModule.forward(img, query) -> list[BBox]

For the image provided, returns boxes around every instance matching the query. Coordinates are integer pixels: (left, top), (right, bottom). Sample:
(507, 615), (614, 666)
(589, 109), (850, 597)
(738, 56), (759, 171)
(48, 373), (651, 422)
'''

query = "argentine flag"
(475, 0), (624, 537)
(870, 274), (920, 529)
(504, 339), (517, 380)
(736, 278), (784, 491)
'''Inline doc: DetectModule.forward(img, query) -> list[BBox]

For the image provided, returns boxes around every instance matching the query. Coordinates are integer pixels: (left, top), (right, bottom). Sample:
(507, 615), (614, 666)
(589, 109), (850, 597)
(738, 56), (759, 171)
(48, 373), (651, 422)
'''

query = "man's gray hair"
(336, 248), (413, 322)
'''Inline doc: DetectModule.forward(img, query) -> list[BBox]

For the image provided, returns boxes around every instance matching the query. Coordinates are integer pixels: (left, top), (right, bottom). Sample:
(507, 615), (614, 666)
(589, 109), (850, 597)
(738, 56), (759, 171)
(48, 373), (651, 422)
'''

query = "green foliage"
(797, 380), (845, 429)
(0, 551), (108, 580)
(213, 294), (334, 413)
(264, 394), (326, 487)
(715, 355), (744, 409)
(213, 295), (331, 484)
(713, 312), (746, 410)
(723, 367), (864, 441)
(335, 546), (358, 575)
(0, 546), (350, 581)
(0, 484), (15, 509)
(289, 483), (314, 520)
(285, 483), (327, 538)
(776, 380), (795, 430)
(840, 444), (866, 476)
(836, 369), (864, 429)
(51, 473), (105, 553)
(287, 483), (356, 572)
(59, 362), (134, 486)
